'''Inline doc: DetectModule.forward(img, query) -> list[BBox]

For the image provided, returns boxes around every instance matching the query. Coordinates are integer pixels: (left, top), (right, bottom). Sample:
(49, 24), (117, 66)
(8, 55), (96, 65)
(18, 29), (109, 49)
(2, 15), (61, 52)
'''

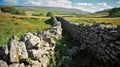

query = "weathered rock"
(91, 23), (101, 27)
(51, 16), (61, 26)
(98, 47), (106, 55)
(31, 60), (42, 67)
(39, 54), (49, 67)
(28, 49), (49, 60)
(0, 60), (8, 67)
(8, 35), (28, 63)
(21, 32), (41, 49)
(8, 38), (19, 62)
(52, 27), (62, 36)
(40, 41), (53, 51)
(26, 65), (31, 67)
(102, 35), (117, 40)
(19, 63), (25, 67)
(9, 63), (19, 67)
(43, 37), (56, 45)
(0, 45), (8, 62)
(67, 47), (79, 57)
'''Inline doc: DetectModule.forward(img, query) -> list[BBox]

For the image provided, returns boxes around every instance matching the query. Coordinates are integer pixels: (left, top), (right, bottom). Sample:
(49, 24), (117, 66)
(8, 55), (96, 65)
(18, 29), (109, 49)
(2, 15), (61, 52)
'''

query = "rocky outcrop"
(56, 17), (120, 66)
(0, 17), (62, 67)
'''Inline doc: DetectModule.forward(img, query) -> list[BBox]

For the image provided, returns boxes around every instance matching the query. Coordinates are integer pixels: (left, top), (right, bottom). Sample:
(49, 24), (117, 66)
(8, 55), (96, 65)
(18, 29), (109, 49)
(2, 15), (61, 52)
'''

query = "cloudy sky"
(0, 0), (120, 13)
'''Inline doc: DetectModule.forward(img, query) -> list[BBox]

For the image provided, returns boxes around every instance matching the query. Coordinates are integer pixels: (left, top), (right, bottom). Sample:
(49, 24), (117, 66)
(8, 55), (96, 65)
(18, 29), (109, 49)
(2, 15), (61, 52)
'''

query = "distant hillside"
(14, 6), (90, 14)
(95, 9), (111, 13)
(108, 7), (120, 17)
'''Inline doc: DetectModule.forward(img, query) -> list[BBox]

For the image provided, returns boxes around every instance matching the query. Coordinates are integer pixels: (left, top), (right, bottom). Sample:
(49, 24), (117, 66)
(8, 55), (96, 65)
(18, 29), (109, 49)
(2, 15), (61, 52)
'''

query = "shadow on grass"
(44, 19), (53, 25)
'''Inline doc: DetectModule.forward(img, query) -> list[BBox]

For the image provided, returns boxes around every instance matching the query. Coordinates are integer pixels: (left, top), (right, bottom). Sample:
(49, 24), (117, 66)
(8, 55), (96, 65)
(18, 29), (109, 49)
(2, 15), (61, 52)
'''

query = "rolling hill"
(14, 6), (90, 14)
(95, 9), (111, 13)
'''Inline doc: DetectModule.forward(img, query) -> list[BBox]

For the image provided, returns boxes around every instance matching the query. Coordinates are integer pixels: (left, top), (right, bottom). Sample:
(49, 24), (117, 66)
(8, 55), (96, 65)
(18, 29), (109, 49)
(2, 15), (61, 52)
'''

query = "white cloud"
(97, 3), (107, 7)
(25, 0), (112, 13)
(25, 0), (72, 8)
(75, 3), (93, 6)
(117, 1), (120, 5)
(3, 0), (113, 13)
(45, 0), (72, 8)
(3, 0), (18, 4)
(73, 2), (112, 13)
(25, 0), (42, 6)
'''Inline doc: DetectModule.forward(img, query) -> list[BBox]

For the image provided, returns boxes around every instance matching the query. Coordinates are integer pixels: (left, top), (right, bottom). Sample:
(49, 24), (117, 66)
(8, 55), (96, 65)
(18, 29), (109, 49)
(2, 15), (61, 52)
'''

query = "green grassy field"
(15, 7), (71, 16)
(65, 17), (120, 26)
(0, 12), (52, 45)
(77, 12), (109, 18)
(63, 12), (120, 26)
(0, 7), (120, 45)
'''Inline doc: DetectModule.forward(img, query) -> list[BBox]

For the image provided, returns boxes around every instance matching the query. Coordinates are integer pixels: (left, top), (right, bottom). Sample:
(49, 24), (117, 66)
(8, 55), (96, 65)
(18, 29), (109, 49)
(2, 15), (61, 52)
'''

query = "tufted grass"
(0, 13), (52, 45)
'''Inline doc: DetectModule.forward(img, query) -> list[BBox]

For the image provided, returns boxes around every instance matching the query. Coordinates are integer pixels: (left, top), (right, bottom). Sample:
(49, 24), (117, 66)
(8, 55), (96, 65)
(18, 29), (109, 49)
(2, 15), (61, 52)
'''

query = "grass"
(65, 17), (120, 26)
(1, 10), (120, 45)
(0, 12), (52, 45)
(78, 12), (109, 18)
(15, 7), (71, 16)
(63, 12), (120, 26)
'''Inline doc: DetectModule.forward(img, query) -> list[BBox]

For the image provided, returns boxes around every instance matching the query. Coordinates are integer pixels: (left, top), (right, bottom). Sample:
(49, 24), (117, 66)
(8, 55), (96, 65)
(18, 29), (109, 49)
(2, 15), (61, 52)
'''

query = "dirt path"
(11, 15), (50, 19)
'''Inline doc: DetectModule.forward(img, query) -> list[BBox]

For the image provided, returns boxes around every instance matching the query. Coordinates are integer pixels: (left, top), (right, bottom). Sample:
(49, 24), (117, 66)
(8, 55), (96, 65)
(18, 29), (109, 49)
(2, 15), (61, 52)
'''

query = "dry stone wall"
(0, 17), (62, 67)
(1, 16), (120, 67)
(56, 17), (120, 66)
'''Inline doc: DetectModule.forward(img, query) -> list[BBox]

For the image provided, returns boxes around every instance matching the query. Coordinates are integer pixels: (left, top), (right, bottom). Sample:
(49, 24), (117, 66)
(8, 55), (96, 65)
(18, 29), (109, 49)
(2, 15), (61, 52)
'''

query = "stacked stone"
(74, 24), (120, 63)
(0, 17), (62, 67)
(56, 17), (120, 66)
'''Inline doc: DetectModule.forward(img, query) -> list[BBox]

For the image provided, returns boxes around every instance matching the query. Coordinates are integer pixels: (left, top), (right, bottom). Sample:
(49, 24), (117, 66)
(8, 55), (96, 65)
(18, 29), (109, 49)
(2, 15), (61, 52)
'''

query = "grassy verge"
(0, 13), (52, 45)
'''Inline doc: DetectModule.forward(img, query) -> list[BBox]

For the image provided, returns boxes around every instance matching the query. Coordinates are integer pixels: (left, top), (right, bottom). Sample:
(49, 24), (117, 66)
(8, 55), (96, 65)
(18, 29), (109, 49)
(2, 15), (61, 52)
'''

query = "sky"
(0, 0), (120, 13)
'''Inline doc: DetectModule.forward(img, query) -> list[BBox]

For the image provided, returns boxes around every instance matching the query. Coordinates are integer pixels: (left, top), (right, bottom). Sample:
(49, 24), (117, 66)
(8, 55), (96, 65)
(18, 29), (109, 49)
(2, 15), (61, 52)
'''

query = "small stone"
(105, 49), (110, 54)
(110, 54), (116, 60)
(104, 55), (110, 60)
(91, 23), (101, 27)
(19, 63), (25, 67)
(21, 32), (41, 49)
(98, 47), (106, 55)
(99, 43), (106, 49)
(102, 35), (117, 40)
(26, 65), (31, 67)
(0, 60), (8, 67)
(31, 60), (41, 67)
(9, 63), (19, 67)
(28, 49), (49, 60)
